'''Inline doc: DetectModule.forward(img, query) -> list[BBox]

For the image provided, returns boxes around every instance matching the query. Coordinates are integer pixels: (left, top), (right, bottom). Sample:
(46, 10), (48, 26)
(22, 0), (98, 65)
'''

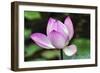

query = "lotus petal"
(64, 16), (74, 40)
(48, 30), (67, 49)
(56, 20), (69, 40)
(47, 18), (57, 35)
(63, 45), (77, 56)
(47, 18), (69, 40)
(31, 33), (55, 49)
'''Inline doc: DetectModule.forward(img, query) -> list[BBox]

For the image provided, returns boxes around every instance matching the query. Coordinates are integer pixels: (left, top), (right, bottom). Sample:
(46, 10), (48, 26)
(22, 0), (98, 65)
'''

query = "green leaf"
(63, 38), (90, 59)
(25, 44), (41, 57)
(24, 11), (41, 20)
(34, 58), (46, 61)
(24, 29), (31, 39)
(41, 50), (60, 59)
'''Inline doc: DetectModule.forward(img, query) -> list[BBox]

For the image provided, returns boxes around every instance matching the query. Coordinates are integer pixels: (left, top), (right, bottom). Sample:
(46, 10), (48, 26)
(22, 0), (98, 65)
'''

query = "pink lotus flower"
(31, 16), (77, 56)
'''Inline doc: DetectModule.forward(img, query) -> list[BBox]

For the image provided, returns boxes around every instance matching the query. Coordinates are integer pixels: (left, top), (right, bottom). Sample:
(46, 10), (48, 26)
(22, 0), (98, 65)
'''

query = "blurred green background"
(24, 11), (90, 61)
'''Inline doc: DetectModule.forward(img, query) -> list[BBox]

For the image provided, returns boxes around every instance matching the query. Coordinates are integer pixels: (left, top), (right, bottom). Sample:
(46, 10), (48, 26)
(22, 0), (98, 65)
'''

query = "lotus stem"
(60, 49), (63, 60)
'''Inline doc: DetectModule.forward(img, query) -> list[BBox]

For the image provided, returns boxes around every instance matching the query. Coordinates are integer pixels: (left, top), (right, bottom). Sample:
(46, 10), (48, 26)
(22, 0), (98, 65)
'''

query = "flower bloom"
(31, 16), (77, 56)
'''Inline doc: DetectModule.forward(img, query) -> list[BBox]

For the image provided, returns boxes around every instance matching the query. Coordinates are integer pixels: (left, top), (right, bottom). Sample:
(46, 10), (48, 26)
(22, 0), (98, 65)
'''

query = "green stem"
(60, 49), (63, 60)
